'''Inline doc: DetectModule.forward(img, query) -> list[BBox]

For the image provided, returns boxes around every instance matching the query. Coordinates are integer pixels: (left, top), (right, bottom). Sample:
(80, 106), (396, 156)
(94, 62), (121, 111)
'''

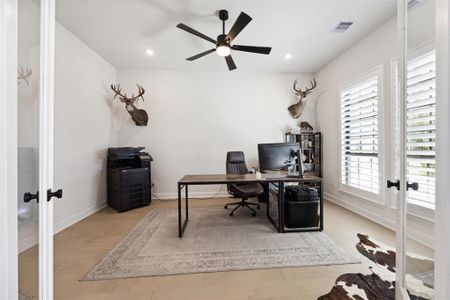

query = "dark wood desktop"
(177, 171), (323, 238)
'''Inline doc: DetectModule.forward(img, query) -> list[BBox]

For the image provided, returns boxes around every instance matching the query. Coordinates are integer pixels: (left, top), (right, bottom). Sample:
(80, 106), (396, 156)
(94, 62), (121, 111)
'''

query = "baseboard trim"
(324, 192), (396, 230)
(19, 201), (107, 253)
(324, 193), (434, 248)
(54, 201), (107, 234)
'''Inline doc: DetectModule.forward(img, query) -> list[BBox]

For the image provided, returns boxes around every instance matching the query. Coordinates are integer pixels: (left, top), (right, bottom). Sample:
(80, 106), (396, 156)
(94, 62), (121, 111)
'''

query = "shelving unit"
(285, 132), (322, 177)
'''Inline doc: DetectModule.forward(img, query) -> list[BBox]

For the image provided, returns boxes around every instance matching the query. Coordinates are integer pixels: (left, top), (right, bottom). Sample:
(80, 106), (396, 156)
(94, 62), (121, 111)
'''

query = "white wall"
(116, 70), (315, 198)
(52, 23), (117, 235)
(17, 5), (118, 252)
(314, 1), (435, 246)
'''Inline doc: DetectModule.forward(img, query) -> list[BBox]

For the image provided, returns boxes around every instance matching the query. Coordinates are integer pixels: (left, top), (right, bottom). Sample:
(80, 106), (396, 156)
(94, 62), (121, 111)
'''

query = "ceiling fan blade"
(186, 49), (216, 61)
(225, 55), (237, 71)
(226, 12), (252, 42)
(176, 23), (216, 44)
(232, 45), (272, 55)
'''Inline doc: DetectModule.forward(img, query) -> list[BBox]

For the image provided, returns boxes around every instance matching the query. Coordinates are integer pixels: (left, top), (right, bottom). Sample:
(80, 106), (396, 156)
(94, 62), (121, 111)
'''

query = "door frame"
(395, 0), (407, 298)
(0, 0), (19, 299)
(435, 0), (450, 298)
(39, 0), (56, 297)
(396, 0), (450, 299)
(0, 0), (56, 298)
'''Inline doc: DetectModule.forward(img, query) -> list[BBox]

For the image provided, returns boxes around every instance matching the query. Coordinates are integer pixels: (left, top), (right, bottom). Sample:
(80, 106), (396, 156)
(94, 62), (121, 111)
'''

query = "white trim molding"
(0, 0), (18, 299)
(338, 66), (385, 204)
(324, 193), (434, 249)
(435, 0), (450, 298)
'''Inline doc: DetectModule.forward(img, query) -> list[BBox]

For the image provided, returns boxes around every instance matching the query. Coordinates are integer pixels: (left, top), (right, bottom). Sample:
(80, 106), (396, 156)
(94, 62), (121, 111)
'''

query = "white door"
(16, 0), (57, 299)
(395, 0), (437, 299)
(394, 1), (409, 298)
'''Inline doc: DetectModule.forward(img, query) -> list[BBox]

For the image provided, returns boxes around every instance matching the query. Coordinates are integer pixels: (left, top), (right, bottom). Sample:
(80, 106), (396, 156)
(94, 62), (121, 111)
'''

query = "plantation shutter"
(341, 77), (379, 194)
(406, 51), (436, 209)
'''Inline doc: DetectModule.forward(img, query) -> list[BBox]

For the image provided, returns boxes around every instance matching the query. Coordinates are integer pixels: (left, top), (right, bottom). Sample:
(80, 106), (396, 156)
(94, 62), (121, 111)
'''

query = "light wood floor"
(19, 198), (432, 300)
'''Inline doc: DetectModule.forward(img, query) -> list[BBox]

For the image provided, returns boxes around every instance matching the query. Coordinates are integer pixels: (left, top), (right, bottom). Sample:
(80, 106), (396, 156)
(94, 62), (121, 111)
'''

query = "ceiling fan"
(176, 10), (272, 71)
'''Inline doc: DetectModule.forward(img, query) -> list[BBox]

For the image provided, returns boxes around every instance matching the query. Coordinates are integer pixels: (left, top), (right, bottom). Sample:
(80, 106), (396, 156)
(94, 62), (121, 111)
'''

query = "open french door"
(395, 0), (440, 299)
(394, 2), (409, 298)
(16, 0), (57, 299)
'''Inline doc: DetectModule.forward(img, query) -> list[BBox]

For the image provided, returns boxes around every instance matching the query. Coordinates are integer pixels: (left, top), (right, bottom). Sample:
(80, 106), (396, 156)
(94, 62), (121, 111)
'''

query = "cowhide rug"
(318, 234), (434, 300)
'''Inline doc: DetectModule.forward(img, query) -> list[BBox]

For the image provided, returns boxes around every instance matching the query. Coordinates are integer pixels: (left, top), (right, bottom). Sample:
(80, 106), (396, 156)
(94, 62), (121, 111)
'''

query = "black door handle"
(47, 189), (63, 202)
(406, 182), (419, 191)
(387, 180), (400, 191)
(24, 191), (39, 203)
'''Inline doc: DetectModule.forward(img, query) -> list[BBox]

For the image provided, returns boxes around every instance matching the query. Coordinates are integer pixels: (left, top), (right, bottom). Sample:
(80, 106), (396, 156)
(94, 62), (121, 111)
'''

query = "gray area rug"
(82, 207), (358, 281)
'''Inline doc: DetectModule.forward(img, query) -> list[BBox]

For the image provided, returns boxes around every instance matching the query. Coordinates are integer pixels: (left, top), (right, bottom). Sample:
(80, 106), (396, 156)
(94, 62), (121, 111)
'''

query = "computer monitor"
(258, 143), (301, 172)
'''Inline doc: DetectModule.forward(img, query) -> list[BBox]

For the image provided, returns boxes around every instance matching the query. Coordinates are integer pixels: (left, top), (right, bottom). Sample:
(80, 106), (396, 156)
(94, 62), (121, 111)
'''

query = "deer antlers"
(111, 84), (145, 103)
(18, 66), (32, 86)
(293, 79), (317, 96)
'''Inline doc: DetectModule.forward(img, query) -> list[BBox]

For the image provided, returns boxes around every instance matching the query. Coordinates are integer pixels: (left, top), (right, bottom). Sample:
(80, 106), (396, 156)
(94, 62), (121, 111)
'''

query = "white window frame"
(391, 41), (436, 222)
(338, 66), (385, 204)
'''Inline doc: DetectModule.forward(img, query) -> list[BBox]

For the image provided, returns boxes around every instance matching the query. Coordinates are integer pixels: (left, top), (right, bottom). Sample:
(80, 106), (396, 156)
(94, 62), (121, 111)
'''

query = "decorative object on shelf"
(300, 121), (313, 133)
(111, 84), (148, 126)
(285, 132), (322, 177)
(290, 126), (301, 134)
(17, 66), (32, 86)
(288, 79), (317, 119)
(176, 9), (272, 71)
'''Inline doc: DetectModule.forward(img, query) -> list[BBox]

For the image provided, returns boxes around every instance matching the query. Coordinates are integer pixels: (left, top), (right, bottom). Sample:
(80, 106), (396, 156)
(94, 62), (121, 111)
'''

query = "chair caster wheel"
(229, 212), (234, 217)
(224, 205), (228, 209)
(252, 212), (256, 217)
(257, 205), (261, 209)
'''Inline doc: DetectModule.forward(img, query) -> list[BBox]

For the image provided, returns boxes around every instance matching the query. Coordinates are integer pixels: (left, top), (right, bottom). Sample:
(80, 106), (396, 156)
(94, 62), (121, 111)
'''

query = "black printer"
(107, 147), (153, 212)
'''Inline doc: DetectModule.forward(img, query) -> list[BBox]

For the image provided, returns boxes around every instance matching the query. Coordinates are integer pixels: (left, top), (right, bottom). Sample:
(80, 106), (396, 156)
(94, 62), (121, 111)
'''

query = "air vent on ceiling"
(332, 22), (353, 33)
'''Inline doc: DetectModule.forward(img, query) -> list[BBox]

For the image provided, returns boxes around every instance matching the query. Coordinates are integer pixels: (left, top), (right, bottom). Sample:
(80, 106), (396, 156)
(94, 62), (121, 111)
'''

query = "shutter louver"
(341, 77), (379, 194)
(406, 50), (436, 209)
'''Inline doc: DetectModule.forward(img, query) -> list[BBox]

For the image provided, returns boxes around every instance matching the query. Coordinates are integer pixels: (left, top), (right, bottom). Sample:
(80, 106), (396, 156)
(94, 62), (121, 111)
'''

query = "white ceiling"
(55, 0), (397, 73)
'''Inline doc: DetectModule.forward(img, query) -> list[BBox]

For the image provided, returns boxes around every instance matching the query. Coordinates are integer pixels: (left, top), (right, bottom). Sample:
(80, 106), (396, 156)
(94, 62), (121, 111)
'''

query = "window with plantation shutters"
(340, 76), (379, 195)
(405, 50), (436, 210)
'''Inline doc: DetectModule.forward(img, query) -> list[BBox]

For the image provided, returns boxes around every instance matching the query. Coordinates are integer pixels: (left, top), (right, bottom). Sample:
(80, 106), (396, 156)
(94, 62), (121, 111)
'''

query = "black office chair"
(225, 151), (264, 217)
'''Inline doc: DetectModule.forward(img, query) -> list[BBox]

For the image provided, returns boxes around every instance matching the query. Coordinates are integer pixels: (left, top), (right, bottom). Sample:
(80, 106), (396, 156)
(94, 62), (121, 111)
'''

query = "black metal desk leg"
(319, 181), (324, 231)
(279, 182), (285, 233)
(178, 183), (182, 237)
(185, 184), (189, 221)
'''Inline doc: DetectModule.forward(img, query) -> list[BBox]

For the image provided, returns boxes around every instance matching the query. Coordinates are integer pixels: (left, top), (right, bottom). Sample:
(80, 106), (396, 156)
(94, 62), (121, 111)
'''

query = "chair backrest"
(226, 151), (249, 195)
(226, 151), (248, 175)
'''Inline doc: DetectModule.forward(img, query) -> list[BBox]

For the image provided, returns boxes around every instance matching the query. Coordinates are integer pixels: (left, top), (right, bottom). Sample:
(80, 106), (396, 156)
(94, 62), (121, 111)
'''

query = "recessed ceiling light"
(284, 53), (293, 60)
(145, 49), (155, 56)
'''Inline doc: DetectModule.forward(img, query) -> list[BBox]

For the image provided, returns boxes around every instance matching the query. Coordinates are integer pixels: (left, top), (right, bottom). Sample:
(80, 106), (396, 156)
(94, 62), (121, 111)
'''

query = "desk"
(177, 172), (323, 238)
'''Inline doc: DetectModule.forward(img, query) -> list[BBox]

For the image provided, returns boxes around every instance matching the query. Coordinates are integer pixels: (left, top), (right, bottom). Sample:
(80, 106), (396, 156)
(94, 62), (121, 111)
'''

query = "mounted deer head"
(288, 79), (317, 119)
(111, 84), (149, 126)
(18, 66), (32, 86)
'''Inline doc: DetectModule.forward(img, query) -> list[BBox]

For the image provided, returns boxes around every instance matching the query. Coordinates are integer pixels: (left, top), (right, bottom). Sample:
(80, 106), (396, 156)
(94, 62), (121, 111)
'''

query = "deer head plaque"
(288, 79), (317, 119)
(111, 84), (149, 126)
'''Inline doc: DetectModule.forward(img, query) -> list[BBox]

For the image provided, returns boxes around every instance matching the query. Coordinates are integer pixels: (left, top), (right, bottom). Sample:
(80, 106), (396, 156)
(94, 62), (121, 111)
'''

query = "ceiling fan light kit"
(176, 9), (272, 71)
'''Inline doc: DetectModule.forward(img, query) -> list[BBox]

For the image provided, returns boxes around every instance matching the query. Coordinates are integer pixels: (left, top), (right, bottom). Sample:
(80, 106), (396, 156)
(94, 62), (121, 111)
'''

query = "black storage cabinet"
(107, 147), (152, 213)
(284, 186), (319, 228)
